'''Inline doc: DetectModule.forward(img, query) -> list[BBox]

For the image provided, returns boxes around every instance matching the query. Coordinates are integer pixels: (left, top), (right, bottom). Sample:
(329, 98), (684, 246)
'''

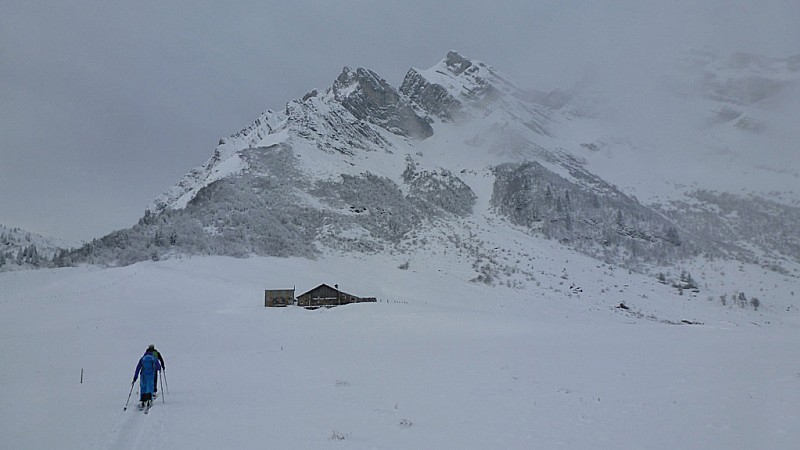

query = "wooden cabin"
(296, 284), (375, 308)
(264, 288), (295, 307)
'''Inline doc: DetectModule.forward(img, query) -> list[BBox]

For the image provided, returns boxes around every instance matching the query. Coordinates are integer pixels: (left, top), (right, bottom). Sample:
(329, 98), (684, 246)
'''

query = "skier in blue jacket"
(132, 349), (162, 408)
(143, 344), (166, 397)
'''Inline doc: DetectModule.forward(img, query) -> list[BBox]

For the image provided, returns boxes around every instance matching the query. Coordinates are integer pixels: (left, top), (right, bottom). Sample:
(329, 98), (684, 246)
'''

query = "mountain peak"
(444, 50), (474, 75)
(330, 65), (432, 139)
(400, 51), (522, 121)
(333, 66), (399, 103)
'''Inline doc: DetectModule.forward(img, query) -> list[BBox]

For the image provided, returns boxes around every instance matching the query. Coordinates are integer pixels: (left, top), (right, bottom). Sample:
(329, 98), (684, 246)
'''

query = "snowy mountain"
(69, 51), (799, 282)
(5, 51), (800, 450)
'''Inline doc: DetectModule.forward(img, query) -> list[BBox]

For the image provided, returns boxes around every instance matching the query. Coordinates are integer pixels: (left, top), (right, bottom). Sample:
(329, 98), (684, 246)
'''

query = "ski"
(136, 400), (153, 413)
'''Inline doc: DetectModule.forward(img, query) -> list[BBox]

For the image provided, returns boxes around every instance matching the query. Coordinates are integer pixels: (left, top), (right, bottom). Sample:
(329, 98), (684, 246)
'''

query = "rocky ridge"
(65, 51), (799, 282)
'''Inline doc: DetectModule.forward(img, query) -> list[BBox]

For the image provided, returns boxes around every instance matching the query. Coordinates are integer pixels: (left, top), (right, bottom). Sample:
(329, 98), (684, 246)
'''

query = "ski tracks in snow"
(102, 403), (166, 450)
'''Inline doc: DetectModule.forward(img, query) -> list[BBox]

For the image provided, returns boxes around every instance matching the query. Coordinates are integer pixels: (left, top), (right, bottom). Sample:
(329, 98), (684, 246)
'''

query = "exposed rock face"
(401, 51), (551, 137)
(443, 51), (473, 75)
(400, 51), (504, 121)
(438, 51), (506, 105)
(400, 68), (463, 121)
(285, 95), (392, 156)
(333, 67), (432, 139)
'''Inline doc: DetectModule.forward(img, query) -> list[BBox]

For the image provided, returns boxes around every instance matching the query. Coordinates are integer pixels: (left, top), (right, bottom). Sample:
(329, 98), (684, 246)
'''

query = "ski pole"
(123, 381), (135, 411)
(160, 372), (165, 403)
(162, 368), (169, 394)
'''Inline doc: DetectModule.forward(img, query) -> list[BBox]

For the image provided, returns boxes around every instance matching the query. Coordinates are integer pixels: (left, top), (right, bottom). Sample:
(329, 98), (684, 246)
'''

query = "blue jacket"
(133, 353), (161, 395)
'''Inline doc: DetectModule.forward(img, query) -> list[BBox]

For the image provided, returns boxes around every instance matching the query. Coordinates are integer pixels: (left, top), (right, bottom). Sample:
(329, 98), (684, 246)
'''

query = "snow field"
(1, 255), (799, 449)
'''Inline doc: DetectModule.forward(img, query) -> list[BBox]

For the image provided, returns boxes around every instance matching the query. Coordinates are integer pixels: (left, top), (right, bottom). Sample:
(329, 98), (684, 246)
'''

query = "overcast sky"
(2, 1), (798, 243)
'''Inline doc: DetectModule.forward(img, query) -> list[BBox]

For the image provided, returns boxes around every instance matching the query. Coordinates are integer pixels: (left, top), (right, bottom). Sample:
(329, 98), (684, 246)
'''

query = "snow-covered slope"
(2, 252), (799, 449)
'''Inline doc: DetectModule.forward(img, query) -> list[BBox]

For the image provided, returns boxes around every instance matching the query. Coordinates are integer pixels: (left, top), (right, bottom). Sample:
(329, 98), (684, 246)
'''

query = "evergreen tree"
(684, 272), (697, 290)
(53, 248), (70, 267)
(26, 244), (40, 266)
(154, 230), (164, 247)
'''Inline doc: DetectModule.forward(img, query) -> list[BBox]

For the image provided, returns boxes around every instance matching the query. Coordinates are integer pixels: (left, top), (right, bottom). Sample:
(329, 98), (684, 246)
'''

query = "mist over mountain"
(28, 51), (798, 285)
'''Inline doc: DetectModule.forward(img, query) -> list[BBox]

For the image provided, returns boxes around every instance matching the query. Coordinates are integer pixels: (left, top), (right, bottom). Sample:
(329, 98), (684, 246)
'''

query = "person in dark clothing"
(133, 350), (161, 408)
(143, 344), (166, 396)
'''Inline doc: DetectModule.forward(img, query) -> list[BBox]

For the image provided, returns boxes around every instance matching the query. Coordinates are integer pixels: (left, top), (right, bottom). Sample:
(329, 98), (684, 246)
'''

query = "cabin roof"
(298, 283), (334, 297)
(298, 283), (357, 298)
